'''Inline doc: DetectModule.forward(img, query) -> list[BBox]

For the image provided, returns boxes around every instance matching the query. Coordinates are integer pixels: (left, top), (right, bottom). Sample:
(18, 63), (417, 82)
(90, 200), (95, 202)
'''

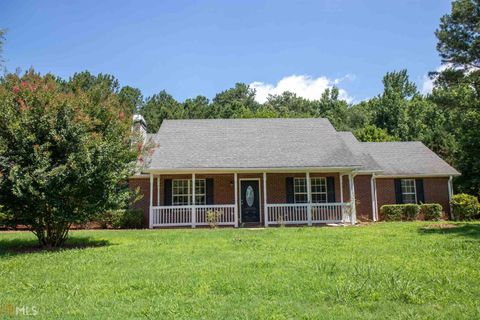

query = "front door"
(240, 180), (260, 223)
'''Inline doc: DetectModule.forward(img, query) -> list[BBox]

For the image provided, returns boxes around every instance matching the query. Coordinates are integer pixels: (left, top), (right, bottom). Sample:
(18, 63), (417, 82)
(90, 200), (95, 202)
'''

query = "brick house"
(130, 118), (459, 228)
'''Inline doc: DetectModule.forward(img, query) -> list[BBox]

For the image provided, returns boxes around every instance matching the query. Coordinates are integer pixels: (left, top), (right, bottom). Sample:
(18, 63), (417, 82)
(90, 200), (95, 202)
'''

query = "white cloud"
(421, 64), (452, 94)
(249, 74), (354, 104)
(421, 74), (435, 95)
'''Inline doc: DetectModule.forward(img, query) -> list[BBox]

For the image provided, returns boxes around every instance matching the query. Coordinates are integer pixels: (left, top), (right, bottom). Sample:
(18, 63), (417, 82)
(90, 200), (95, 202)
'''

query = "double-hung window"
(311, 178), (328, 203)
(401, 179), (417, 204)
(294, 177), (328, 203)
(172, 179), (206, 205)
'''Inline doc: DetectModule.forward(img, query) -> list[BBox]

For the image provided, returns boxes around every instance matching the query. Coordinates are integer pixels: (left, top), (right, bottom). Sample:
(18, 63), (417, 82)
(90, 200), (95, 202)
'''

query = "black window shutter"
(416, 179), (425, 204)
(286, 177), (294, 203)
(206, 178), (214, 205)
(394, 179), (403, 204)
(327, 177), (336, 202)
(164, 179), (172, 206)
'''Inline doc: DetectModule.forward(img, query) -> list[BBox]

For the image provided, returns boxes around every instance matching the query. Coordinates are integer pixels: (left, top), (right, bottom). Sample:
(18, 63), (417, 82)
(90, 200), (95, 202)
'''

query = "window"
(401, 179), (416, 204)
(294, 178), (308, 203)
(311, 178), (327, 203)
(294, 177), (328, 203)
(172, 179), (206, 205)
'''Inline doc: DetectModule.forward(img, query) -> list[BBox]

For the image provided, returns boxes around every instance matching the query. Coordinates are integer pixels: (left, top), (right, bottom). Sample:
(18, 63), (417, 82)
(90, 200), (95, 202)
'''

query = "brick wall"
(354, 175), (374, 221)
(129, 173), (451, 227)
(424, 177), (450, 215)
(128, 178), (151, 227)
(339, 174), (375, 221)
(376, 177), (451, 218)
(130, 173), (343, 227)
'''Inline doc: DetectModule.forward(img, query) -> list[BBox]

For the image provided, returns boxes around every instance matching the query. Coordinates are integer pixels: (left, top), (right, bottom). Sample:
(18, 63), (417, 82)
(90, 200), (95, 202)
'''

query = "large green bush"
(380, 205), (403, 221)
(451, 194), (479, 220)
(109, 209), (144, 229)
(403, 204), (420, 220)
(420, 204), (443, 221)
(380, 204), (421, 221)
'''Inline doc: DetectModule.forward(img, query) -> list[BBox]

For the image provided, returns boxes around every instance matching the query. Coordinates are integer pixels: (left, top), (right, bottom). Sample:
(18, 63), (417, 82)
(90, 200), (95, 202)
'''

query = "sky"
(1, 0), (451, 103)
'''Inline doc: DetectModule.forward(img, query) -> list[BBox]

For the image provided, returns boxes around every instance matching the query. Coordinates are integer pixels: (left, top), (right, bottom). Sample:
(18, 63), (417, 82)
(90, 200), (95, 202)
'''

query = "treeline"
(63, 65), (470, 194)
(0, 0), (478, 196)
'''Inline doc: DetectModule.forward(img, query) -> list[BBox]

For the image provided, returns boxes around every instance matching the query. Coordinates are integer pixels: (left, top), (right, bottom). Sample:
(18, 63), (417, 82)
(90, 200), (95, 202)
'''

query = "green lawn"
(1, 223), (479, 319)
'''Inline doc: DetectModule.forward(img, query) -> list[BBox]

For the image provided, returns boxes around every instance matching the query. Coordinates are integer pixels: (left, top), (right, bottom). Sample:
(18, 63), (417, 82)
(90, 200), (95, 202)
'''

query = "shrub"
(380, 205), (403, 221)
(380, 204), (420, 221)
(403, 204), (420, 220)
(451, 194), (479, 220)
(420, 204), (443, 221)
(0, 212), (8, 228)
(109, 209), (144, 229)
(0, 210), (15, 229)
(206, 210), (223, 228)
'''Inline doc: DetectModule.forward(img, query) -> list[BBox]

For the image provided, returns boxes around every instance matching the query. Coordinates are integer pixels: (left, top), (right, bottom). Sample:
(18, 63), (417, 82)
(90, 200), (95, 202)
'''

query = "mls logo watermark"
(0, 304), (39, 316)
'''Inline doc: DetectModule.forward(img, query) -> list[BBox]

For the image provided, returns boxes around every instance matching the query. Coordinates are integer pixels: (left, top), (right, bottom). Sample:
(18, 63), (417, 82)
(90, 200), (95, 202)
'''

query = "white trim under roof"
(142, 166), (362, 175)
(376, 173), (461, 178)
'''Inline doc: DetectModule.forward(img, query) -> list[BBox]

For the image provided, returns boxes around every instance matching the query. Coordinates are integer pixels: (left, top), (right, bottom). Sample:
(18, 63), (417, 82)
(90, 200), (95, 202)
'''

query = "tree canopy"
(0, 71), (141, 247)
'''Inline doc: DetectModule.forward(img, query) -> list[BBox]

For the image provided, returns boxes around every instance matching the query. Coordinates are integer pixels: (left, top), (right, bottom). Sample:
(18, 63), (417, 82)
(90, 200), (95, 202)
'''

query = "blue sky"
(1, 0), (450, 103)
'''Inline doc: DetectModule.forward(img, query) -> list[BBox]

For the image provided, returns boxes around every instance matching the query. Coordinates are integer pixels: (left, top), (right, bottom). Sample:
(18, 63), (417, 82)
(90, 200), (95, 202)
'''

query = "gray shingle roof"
(361, 142), (460, 176)
(147, 118), (364, 170)
(337, 132), (382, 171)
(143, 118), (460, 176)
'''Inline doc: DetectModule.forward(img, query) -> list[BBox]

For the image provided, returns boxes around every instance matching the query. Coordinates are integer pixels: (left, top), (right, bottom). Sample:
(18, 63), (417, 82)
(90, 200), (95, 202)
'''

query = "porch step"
(240, 222), (264, 228)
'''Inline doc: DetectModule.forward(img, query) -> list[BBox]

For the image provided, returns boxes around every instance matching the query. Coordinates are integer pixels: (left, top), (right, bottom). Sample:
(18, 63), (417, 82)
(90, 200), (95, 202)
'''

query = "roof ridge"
(162, 117), (330, 122)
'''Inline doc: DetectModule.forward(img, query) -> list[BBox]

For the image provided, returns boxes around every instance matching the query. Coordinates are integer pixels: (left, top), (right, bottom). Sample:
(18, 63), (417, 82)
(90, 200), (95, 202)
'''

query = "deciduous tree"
(0, 71), (140, 247)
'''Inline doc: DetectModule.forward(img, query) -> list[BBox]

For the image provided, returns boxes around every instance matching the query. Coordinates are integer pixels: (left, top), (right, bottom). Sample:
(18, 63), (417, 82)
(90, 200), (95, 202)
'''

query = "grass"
(0, 222), (479, 319)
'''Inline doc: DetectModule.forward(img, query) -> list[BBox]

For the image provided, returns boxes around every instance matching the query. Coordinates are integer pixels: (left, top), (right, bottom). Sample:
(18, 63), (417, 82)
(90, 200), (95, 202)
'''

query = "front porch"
(145, 172), (364, 228)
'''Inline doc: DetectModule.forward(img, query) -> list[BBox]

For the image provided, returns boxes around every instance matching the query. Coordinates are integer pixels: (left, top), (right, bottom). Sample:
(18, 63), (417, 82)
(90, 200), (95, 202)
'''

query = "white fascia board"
(375, 173), (460, 178)
(142, 166), (360, 175)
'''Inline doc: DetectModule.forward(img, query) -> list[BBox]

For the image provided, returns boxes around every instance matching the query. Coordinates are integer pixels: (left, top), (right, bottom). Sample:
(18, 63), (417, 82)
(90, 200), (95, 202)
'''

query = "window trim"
(401, 179), (417, 204)
(293, 177), (328, 204)
(172, 179), (206, 206)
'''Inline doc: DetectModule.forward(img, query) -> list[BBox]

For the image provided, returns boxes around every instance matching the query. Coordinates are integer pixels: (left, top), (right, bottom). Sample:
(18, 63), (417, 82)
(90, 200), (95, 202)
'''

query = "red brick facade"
(375, 177), (451, 218)
(130, 173), (452, 227)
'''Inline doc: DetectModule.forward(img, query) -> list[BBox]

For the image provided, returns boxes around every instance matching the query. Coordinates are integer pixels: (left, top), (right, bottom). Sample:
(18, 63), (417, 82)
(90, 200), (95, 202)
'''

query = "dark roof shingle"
(142, 118), (460, 177)
(361, 141), (460, 176)
(148, 118), (364, 170)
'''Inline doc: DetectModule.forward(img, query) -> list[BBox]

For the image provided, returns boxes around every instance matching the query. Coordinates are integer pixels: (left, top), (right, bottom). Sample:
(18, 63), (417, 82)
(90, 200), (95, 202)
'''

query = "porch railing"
(266, 202), (350, 226)
(151, 204), (236, 228)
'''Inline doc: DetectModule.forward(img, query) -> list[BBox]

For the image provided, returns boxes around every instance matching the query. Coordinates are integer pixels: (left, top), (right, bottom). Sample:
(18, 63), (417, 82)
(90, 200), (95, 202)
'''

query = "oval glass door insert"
(246, 186), (254, 207)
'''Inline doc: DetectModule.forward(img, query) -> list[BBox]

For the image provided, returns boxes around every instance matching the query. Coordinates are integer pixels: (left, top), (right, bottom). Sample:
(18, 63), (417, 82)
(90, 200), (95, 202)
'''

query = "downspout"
(349, 172), (357, 225)
(448, 176), (453, 220)
(370, 173), (378, 222)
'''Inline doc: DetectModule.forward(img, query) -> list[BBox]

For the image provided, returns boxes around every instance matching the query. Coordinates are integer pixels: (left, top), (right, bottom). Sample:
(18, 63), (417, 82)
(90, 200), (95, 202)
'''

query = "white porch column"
(339, 174), (345, 220)
(370, 174), (378, 222)
(157, 175), (161, 206)
(306, 172), (312, 226)
(448, 176), (454, 219)
(191, 173), (196, 228)
(339, 174), (344, 203)
(348, 173), (357, 225)
(234, 173), (238, 228)
(263, 172), (268, 227)
(149, 173), (153, 229)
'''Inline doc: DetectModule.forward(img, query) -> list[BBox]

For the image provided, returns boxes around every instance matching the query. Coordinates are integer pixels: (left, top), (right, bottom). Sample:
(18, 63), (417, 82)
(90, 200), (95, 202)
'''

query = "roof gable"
(361, 141), (460, 176)
(148, 118), (364, 170)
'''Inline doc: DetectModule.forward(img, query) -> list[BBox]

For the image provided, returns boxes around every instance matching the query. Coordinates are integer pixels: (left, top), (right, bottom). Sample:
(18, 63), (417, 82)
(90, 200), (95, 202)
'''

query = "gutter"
(142, 166), (361, 174)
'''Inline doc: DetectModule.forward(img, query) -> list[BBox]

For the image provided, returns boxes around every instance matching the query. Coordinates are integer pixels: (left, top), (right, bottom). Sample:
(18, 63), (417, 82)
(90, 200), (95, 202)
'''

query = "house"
(129, 117), (460, 228)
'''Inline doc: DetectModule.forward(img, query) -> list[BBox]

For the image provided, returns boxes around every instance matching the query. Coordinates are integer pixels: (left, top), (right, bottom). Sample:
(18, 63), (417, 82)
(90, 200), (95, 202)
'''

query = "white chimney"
(132, 114), (147, 145)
